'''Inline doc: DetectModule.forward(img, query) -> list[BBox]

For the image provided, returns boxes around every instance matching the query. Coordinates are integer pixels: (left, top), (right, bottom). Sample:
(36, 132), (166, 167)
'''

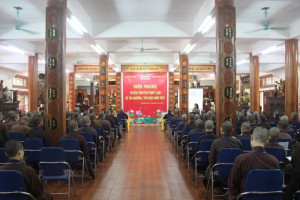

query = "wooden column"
(116, 72), (121, 111)
(169, 72), (175, 112)
(28, 53), (39, 111)
(249, 54), (260, 113)
(285, 39), (298, 119)
(215, 0), (236, 136)
(45, 0), (67, 146)
(179, 55), (189, 116)
(68, 73), (75, 111)
(99, 55), (108, 112)
(90, 81), (94, 107)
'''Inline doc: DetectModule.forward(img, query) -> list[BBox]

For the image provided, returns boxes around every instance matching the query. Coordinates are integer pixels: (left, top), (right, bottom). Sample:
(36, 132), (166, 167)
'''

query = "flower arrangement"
(156, 109), (162, 117)
(129, 109), (135, 117)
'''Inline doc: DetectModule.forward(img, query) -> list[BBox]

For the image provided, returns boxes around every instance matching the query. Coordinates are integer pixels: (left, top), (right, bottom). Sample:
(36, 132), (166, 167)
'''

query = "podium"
(0, 102), (19, 118)
(267, 96), (285, 115)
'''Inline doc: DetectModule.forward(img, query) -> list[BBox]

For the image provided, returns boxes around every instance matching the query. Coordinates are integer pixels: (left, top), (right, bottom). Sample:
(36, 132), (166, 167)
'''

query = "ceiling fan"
(1, 7), (38, 34)
(248, 8), (288, 33)
(133, 39), (159, 52)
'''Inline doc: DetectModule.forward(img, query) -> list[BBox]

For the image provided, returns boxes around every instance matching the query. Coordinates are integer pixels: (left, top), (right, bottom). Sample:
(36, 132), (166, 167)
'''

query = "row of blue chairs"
(0, 146), (76, 200)
(204, 148), (284, 200)
(167, 122), (287, 199)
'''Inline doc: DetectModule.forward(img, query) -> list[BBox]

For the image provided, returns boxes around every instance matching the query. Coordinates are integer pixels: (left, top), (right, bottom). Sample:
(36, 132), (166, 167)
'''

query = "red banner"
(123, 72), (167, 123)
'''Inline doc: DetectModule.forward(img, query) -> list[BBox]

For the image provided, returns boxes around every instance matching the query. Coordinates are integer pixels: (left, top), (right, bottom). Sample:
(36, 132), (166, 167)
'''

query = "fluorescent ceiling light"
(91, 44), (106, 55)
(67, 16), (87, 35)
(237, 59), (249, 65)
(185, 44), (196, 54)
(197, 15), (215, 34)
(108, 58), (114, 65)
(6, 46), (25, 55)
(261, 46), (278, 55)
(182, 44), (191, 53)
(38, 59), (46, 64)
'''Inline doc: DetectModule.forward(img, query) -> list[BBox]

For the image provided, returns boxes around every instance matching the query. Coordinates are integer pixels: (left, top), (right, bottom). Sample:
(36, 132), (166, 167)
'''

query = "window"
(12, 75), (28, 89)
(260, 74), (275, 88)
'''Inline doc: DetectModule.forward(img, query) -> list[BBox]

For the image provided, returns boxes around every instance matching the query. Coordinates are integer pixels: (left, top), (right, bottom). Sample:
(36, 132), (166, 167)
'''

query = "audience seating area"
(165, 110), (300, 199)
(0, 110), (129, 199)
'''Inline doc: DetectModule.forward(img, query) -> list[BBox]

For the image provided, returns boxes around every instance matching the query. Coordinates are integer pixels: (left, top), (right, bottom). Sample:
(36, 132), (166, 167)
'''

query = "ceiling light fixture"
(38, 59), (46, 64)
(91, 44), (106, 54)
(185, 43), (196, 54)
(197, 15), (215, 34)
(108, 58), (114, 65)
(261, 46), (278, 55)
(6, 45), (25, 55)
(237, 59), (249, 65)
(91, 44), (106, 55)
(67, 15), (87, 35)
(182, 44), (191, 53)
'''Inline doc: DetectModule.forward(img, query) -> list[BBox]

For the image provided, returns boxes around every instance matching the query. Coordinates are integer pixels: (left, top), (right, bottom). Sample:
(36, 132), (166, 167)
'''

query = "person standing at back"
(226, 127), (279, 200)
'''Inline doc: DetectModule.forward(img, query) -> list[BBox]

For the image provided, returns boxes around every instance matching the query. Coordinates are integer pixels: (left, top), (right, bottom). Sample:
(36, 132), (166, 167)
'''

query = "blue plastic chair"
(0, 170), (36, 200)
(237, 169), (283, 200)
(170, 119), (181, 140)
(206, 148), (243, 200)
(236, 126), (241, 136)
(39, 147), (76, 200)
(101, 124), (112, 150)
(181, 127), (196, 153)
(194, 139), (214, 188)
(240, 138), (251, 152)
(285, 130), (295, 140)
(94, 127), (105, 161)
(60, 138), (87, 188)
(24, 138), (43, 166)
(186, 132), (205, 171)
(0, 148), (8, 165)
(9, 132), (25, 143)
(265, 147), (286, 183)
(78, 132), (97, 172)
